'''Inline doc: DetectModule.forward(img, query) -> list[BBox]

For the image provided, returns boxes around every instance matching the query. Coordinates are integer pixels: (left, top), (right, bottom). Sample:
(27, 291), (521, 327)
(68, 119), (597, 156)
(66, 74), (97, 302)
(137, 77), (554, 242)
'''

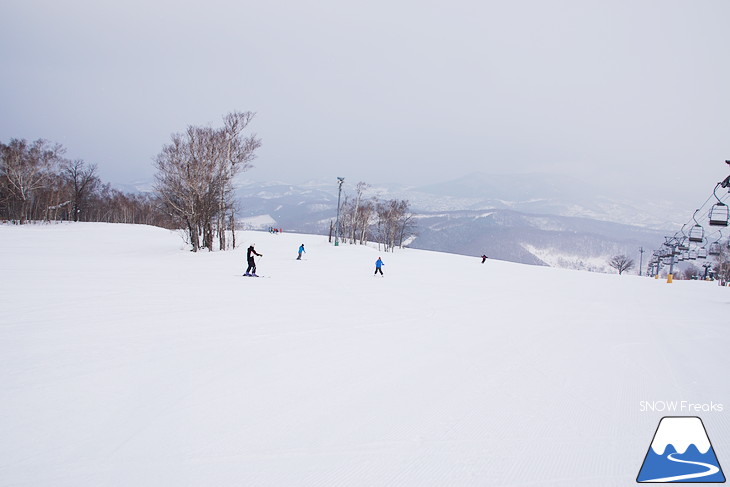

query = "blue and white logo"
(637, 416), (725, 483)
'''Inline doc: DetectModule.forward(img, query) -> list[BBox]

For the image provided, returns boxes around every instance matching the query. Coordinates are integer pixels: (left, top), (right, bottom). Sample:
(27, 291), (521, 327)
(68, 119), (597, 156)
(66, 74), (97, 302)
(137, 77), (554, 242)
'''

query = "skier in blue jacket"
(375, 257), (384, 276)
(297, 244), (305, 260)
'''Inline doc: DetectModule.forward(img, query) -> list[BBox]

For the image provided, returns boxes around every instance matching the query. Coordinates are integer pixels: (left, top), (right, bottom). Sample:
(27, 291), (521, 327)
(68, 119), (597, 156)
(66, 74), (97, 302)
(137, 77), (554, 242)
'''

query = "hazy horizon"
(2, 1), (729, 211)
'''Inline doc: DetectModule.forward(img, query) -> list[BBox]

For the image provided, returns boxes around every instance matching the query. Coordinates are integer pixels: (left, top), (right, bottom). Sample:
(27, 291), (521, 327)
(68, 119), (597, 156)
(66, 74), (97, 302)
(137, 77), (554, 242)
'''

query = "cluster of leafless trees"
(0, 138), (172, 226)
(335, 182), (416, 252)
(153, 111), (261, 252)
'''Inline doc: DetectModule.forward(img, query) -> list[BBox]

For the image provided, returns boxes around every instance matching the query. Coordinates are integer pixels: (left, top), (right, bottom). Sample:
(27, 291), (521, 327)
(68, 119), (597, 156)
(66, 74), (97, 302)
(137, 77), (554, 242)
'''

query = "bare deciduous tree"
(153, 111), (261, 252)
(608, 254), (635, 275)
(62, 159), (100, 222)
(0, 138), (65, 223)
(713, 244), (730, 286)
(347, 182), (372, 244)
(376, 198), (413, 252)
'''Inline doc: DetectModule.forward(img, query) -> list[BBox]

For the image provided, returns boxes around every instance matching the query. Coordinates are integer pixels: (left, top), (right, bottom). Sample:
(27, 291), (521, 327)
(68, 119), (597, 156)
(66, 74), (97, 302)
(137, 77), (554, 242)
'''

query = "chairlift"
(688, 249), (698, 260)
(709, 203), (728, 226)
(682, 251), (690, 260)
(709, 184), (729, 226)
(709, 242), (721, 256)
(689, 211), (705, 243)
(689, 226), (705, 242)
(698, 247), (707, 259)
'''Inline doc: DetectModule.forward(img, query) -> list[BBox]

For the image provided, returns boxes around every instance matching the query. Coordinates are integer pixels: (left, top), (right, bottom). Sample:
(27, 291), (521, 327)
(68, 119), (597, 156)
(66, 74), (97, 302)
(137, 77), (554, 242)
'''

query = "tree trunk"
(230, 213), (236, 249)
(218, 215), (226, 250)
(188, 220), (199, 252)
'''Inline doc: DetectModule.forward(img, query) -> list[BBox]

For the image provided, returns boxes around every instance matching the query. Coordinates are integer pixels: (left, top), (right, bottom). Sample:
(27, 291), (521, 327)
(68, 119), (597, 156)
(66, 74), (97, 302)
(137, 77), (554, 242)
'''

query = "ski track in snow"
(642, 453), (720, 482)
(1, 223), (729, 486)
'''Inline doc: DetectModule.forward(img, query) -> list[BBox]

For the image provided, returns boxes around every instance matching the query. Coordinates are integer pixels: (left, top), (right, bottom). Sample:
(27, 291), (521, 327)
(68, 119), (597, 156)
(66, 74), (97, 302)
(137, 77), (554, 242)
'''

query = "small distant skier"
(481, 254), (488, 263)
(375, 257), (384, 276)
(297, 244), (306, 260)
(245, 244), (263, 276)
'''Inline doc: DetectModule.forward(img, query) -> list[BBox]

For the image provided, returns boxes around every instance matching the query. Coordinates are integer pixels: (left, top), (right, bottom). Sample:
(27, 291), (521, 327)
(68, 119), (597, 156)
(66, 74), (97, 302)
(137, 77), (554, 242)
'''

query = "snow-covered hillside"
(1, 223), (729, 486)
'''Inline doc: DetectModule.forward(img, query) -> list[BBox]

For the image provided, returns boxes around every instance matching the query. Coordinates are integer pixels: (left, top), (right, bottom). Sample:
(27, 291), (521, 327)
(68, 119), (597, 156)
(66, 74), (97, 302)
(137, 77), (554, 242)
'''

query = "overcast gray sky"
(1, 0), (729, 205)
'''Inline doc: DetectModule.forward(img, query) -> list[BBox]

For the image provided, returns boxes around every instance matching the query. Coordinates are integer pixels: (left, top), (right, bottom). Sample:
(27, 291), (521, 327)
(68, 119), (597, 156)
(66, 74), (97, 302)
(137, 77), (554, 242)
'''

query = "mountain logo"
(637, 416), (725, 483)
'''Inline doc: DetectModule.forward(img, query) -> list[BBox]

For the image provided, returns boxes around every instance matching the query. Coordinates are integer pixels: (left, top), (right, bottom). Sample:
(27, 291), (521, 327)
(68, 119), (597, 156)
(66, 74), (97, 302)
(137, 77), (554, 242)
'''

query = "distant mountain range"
(225, 173), (680, 273)
(407, 172), (683, 229)
(117, 173), (680, 273)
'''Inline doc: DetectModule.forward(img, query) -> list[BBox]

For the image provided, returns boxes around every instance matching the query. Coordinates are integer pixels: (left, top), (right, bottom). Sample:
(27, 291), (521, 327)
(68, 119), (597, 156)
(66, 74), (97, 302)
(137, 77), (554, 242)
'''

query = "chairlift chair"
(709, 242), (721, 256)
(698, 247), (708, 259)
(688, 224), (705, 243)
(709, 202), (729, 227)
(688, 249), (698, 260)
(688, 209), (706, 243)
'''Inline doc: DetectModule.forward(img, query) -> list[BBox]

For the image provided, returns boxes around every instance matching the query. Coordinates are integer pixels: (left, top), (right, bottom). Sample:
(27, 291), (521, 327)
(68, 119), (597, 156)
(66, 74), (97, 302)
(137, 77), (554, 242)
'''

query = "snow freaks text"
(640, 401), (724, 413)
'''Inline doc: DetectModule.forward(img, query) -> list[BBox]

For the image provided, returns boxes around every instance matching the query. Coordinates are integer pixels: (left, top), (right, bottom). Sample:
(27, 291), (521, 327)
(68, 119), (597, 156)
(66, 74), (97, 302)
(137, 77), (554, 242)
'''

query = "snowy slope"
(1, 223), (729, 486)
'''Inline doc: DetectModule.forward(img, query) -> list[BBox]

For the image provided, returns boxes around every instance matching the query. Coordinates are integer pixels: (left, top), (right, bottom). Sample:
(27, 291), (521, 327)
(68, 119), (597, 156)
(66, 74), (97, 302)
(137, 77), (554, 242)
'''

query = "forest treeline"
(0, 138), (173, 228)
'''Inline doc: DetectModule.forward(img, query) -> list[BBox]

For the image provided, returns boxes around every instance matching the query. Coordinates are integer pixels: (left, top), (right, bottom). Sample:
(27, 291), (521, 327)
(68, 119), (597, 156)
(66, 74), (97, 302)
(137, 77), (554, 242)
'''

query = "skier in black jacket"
(245, 244), (263, 276)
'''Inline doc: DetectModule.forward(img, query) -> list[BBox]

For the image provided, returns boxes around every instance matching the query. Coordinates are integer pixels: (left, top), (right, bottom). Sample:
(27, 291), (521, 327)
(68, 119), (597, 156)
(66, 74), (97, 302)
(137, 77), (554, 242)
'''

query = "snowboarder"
(297, 244), (306, 260)
(481, 255), (488, 263)
(245, 244), (263, 276)
(375, 257), (384, 276)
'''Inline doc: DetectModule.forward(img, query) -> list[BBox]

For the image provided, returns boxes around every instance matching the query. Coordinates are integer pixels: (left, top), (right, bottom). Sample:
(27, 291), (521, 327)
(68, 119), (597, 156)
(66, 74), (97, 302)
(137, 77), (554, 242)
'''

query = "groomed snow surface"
(1, 222), (729, 487)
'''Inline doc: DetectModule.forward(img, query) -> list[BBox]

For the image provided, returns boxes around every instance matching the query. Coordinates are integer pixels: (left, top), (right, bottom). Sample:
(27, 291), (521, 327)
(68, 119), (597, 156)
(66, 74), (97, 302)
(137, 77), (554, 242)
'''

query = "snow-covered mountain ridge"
(230, 174), (676, 272)
(233, 172), (685, 228)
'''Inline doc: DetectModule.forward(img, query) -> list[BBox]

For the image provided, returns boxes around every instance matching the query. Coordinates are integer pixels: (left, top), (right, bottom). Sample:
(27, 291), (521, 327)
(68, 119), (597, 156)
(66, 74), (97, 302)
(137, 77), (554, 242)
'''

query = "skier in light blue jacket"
(375, 257), (384, 276)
